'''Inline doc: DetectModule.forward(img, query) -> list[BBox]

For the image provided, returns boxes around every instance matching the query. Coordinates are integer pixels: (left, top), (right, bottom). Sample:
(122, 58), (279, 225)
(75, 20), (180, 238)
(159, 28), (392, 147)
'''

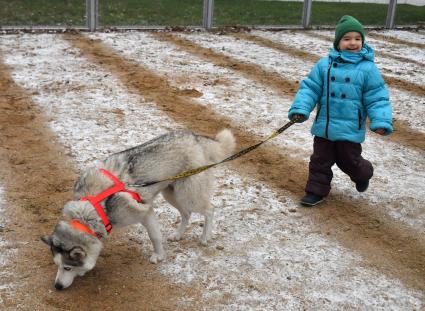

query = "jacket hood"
(329, 43), (374, 63)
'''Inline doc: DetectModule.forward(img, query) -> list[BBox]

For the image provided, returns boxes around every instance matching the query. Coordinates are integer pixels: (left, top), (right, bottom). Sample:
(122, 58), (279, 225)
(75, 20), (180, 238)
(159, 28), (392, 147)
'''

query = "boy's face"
(338, 31), (362, 52)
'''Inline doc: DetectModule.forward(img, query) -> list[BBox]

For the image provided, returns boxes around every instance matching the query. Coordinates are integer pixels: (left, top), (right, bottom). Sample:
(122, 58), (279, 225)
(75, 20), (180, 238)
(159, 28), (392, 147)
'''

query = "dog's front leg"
(138, 205), (166, 263)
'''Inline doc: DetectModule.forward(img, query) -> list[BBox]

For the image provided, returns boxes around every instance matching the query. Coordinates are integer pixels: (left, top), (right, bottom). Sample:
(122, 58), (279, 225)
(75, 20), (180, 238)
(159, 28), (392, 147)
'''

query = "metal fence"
(0, 0), (421, 31)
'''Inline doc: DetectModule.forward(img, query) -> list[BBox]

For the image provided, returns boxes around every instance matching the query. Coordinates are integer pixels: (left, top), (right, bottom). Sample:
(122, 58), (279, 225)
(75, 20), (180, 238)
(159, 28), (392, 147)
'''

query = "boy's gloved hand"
(290, 114), (306, 123)
(374, 128), (386, 135)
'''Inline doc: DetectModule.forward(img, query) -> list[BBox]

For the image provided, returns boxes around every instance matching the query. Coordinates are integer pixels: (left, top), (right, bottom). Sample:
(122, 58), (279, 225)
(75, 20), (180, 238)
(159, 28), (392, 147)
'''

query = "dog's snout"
(54, 282), (64, 290)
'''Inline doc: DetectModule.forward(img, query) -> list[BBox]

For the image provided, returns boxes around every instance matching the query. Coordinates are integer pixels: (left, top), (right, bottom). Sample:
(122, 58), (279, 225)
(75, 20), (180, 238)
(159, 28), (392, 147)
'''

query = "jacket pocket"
(315, 105), (322, 122)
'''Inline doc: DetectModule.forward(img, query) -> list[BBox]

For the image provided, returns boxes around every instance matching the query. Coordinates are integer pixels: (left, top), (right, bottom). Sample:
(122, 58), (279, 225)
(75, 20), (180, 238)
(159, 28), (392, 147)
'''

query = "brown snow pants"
(305, 136), (374, 197)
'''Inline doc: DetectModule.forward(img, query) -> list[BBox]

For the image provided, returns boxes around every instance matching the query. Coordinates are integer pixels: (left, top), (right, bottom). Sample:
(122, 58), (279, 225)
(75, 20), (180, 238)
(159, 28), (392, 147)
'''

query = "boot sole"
(300, 198), (324, 207)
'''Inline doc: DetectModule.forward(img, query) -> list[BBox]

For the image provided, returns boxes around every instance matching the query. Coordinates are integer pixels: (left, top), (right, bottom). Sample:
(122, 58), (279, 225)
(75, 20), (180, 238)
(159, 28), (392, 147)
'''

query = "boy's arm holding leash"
(288, 59), (325, 123)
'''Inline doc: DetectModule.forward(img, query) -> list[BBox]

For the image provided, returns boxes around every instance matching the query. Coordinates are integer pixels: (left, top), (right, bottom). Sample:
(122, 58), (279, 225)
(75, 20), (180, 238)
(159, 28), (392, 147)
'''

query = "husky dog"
(41, 129), (235, 290)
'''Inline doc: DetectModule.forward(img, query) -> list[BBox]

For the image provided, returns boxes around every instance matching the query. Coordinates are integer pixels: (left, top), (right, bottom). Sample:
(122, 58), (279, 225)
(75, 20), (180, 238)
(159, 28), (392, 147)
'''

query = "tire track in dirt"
(156, 32), (425, 154)
(0, 54), (198, 310)
(64, 33), (425, 293)
(368, 32), (425, 49)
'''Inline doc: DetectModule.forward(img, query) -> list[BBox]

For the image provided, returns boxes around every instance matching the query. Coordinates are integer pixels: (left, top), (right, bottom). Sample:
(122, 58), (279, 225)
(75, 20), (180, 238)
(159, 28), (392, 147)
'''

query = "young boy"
(288, 15), (393, 206)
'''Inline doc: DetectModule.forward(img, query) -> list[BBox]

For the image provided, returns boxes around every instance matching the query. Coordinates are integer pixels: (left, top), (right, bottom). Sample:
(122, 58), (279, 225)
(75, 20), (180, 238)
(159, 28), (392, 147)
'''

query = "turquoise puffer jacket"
(288, 43), (393, 143)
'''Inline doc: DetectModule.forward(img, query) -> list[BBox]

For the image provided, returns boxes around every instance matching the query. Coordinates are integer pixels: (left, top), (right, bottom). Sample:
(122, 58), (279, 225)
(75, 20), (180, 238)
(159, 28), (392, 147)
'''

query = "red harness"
(73, 169), (142, 238)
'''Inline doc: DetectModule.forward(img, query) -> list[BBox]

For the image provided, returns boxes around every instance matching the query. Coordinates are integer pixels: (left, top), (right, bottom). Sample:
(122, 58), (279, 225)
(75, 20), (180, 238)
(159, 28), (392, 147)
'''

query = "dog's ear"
(40, 235), (53, 246)
(70, 247), (86, 261)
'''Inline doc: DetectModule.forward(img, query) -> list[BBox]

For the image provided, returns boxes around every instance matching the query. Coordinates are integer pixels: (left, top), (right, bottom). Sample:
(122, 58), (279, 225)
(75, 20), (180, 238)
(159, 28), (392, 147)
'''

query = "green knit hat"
(334, 15), (365, 50)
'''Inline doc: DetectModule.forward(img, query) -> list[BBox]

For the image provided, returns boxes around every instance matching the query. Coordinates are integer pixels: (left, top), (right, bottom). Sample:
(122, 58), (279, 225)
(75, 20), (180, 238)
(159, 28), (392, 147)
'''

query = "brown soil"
(0, 55), (200, 310)
(0, 32), (424, 310)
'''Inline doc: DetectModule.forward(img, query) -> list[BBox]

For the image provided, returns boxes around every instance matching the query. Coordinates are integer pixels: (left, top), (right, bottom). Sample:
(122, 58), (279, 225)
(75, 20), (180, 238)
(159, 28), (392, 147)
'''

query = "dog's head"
(41, 220), (102, 290)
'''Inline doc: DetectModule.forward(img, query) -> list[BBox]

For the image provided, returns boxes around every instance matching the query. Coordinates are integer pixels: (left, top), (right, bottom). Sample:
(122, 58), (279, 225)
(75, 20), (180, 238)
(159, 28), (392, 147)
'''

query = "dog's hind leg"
(162, 186), (191, 242)
(165, 176), (215, 246)
(199, 202), (214, 246)
(188, 176), (215, 246)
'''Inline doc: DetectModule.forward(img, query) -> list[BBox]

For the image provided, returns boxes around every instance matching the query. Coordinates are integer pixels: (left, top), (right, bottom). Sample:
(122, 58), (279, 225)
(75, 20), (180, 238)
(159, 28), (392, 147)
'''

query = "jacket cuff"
(288, 109), (310, 121)
(370, 121), (393, 135)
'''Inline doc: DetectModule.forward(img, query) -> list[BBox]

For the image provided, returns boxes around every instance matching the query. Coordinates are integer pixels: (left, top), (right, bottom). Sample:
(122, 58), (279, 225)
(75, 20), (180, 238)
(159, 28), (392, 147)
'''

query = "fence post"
(385, 0), (397, 29)
(203, 0), (214, 29)
(302, 0), (312, 29)
(86, 0), (99, 31)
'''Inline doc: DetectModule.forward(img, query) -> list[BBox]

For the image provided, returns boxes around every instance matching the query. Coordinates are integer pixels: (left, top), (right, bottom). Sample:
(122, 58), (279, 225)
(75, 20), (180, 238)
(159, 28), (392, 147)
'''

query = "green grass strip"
(0, 0), (423, 27)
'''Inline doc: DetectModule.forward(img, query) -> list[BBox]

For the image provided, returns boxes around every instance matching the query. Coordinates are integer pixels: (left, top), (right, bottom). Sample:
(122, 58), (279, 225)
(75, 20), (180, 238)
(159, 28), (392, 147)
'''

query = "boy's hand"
(291, 114), (305, 123)
(374, 128), (386, 135)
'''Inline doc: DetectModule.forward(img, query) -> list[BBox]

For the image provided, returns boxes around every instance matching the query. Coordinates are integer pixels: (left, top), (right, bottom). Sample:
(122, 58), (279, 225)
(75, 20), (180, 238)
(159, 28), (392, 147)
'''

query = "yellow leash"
(129, 120), (296, 187)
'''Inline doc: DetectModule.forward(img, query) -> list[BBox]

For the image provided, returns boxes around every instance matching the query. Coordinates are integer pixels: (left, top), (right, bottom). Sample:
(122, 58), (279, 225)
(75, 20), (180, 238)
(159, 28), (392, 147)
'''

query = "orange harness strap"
(70, 219), (98, 238)
(73, 169), (143, 238)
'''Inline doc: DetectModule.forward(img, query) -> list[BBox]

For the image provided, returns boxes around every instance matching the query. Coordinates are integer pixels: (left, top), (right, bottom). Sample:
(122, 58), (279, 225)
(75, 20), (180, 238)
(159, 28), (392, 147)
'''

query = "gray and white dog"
(41, 129), (235, 289)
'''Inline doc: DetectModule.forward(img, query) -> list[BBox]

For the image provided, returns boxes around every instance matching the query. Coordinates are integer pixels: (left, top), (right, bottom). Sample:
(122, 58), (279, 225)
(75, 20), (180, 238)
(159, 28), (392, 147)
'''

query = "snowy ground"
(0, 30), (424, 310)
(375, 30), (425, 43)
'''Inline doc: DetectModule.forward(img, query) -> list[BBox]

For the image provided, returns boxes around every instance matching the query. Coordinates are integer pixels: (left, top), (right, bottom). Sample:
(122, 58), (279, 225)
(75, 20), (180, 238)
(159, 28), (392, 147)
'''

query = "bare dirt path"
(0, 54), (198, 310)
(154, 31), (425, 154)
(63, 33), (425, 294)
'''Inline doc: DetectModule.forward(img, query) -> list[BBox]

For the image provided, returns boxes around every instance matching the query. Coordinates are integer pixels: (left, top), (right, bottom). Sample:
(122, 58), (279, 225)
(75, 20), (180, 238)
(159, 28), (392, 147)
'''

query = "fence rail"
(0, 0), (422, 31)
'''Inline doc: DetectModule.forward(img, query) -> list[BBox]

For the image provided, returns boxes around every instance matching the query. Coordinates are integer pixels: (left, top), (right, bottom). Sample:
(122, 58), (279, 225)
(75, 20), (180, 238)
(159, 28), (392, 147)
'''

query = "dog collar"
(80, 169), (143, 236)
(70, 219), (99, 238)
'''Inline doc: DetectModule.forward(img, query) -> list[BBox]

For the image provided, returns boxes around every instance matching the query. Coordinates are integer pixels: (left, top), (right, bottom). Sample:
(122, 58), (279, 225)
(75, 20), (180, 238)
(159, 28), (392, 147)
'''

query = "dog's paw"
(167, 232), (182, 242)
(200, 237), (209, 246)
(149, 252), (165, 264)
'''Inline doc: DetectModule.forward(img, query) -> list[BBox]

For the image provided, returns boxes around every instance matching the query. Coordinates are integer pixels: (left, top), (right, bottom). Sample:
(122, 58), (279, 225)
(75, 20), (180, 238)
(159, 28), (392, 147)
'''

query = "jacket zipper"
(315, 105), (322, 122)
(325, 60), (333, 138)
(358, 109), (362, 130)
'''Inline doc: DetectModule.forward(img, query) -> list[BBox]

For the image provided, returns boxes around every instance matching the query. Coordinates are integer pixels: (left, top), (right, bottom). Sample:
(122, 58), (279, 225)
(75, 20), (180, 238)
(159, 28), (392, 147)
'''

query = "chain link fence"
(0, 0), (423, 31)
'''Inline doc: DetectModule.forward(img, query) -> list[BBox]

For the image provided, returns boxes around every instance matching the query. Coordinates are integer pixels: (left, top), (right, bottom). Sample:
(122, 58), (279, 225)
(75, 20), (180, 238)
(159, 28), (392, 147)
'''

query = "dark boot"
(355, 180), (369, 192)
(300, 192), (324, 207)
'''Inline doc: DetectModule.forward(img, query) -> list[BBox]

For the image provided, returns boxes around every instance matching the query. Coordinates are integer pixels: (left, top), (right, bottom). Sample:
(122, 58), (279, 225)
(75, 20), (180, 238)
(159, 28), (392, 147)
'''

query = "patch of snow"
(157, 171), (423, 310)
(0, 34), (179, 167)
(0, 32), (423, 310)
(374, 30), (425, 44)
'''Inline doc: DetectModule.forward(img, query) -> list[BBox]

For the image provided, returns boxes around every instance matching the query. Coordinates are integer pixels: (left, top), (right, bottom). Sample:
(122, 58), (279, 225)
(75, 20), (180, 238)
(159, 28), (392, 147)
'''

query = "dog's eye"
(63, 266), (72, 271)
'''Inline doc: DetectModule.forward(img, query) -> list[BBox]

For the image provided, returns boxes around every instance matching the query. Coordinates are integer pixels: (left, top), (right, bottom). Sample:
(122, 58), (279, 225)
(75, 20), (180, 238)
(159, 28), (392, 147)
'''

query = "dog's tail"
(212, 129), (236, 162)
